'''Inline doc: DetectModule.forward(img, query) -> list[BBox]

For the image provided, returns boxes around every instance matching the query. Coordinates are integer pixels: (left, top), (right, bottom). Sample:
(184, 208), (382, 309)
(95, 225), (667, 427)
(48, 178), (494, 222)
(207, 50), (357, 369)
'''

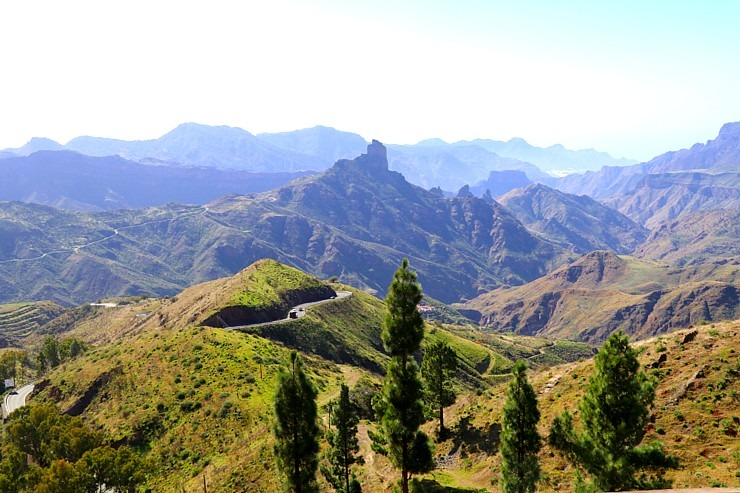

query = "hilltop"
(30, 260), (593, 492)
(24, 261), (738, 491)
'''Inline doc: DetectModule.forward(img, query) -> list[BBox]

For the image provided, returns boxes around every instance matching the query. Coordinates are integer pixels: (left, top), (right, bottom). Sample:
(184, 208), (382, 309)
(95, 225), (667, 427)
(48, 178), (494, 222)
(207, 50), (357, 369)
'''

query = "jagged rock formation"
(0, 142), (574, 304)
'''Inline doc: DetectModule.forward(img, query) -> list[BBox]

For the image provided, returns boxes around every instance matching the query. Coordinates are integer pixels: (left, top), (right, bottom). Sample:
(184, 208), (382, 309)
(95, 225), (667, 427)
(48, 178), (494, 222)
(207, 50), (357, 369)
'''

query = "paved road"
(225, 291), (352, 330)
(3, 383), (34, 418)
(0, 206), (208, 265)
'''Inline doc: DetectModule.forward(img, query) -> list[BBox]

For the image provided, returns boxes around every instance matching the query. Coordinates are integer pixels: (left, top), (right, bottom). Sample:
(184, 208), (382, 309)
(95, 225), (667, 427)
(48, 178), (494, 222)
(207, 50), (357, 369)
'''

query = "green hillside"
(19, 261), (738, 492)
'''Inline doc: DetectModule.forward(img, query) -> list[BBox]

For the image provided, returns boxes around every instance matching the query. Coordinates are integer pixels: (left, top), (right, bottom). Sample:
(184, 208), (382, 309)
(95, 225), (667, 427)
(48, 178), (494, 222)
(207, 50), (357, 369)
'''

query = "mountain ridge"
(0, 142), (576, 305)
(498, 183), (648, 254)
(0, 150), (312, 210)
(461, 250), (739, 342)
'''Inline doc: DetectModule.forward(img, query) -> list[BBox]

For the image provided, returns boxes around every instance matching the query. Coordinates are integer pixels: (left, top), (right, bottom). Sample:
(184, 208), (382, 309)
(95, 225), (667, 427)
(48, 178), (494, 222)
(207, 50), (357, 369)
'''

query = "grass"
(25, 262), (740, 492)
(228, 259), (326, 308)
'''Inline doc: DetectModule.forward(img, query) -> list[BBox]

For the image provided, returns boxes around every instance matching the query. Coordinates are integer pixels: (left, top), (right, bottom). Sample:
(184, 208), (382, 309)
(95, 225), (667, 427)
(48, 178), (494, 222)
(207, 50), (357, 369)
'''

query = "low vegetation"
(0, 301), (66, 347)
(10, 261), (737, 492)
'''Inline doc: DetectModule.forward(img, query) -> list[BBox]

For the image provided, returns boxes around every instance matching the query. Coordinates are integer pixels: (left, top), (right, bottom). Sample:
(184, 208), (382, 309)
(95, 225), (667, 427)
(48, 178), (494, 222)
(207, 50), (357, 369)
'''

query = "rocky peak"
(457, 184), (473, 197)
(716, 121), (740, 142)
(354, 140), (388, 171)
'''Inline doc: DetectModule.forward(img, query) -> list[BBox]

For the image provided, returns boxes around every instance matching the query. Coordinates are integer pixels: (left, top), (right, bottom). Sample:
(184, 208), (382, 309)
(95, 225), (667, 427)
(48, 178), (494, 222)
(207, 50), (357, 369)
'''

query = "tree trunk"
(402, 469), (409, 493)
(439, 403), (445, 437)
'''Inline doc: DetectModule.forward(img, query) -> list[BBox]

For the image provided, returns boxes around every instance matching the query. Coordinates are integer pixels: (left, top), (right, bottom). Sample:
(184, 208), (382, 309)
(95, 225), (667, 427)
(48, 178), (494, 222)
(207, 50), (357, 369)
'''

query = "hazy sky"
(1, 0), (739, 161)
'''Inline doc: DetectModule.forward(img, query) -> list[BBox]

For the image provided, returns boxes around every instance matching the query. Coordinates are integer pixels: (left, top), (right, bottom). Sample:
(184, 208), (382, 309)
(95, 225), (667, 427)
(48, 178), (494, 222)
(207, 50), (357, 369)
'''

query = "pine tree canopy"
(421, 339), (457, 435)
(382, 258), (424, 358)
(376, 259), (434, 493)
(548, 331), (679, 491)
(273, 351), (320, 493)
(500, 360), (541, 493)
(321, 384), (363, 493)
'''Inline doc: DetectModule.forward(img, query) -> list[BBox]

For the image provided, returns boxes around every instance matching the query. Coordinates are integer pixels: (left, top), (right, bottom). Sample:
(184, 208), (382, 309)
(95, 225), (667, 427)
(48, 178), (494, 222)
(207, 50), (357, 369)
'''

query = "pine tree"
(273, 351), (320, 493)
(376, 258), (434, 493)
(499, 360), (541, 493)
(549, 331), (678, 491)
(321, 384), (363, 493)
(421, 340), (457, 437)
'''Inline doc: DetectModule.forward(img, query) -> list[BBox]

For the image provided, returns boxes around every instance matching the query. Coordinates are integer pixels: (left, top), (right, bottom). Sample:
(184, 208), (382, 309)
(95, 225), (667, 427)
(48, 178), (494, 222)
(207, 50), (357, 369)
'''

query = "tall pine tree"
(421, 340), (457, 437)
(273, 351), (320, 493)
(549, 331), (678, 491)
(499, 360), (541, 493)
(377, 258), (434, 493)
(321, 384), (363, 493)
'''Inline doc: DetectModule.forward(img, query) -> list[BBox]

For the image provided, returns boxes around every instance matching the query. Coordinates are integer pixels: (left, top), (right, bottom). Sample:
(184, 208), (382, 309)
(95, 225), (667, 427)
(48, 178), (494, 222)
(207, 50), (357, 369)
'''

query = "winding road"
(0, 206), (208, 265)
(224, 290), (352, 330)
(2, 383), (34, 419)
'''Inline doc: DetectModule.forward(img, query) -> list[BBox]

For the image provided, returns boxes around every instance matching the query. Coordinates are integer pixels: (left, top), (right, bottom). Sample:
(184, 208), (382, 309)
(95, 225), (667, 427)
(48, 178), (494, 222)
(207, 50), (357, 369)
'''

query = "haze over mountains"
(1, 122), (637, 209)
(554, 122), (740, 227)
(0, 142), (576, 305)
(1, 121), (738, 341)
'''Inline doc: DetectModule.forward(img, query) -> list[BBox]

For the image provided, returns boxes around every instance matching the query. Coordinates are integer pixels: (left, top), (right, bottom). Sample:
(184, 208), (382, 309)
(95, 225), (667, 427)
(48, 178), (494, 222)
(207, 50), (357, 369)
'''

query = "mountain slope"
(454, 321), (740, 491)
(605, 172), (740, 229)
(257, 126), (368, 166)
(0, 142), (574, 305)
(635, 208), (740, 266)
(461, 251), (739, 342)
(0, 301), (66, 348)
(0, 150), (313, 210)
(555, 122), (740, 202)
(498, 183), (648, 254)
(643, 121), (740, 173)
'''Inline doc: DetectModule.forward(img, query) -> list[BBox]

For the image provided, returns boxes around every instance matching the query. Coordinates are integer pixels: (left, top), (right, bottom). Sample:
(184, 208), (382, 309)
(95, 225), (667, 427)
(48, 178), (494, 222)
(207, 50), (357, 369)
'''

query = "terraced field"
(0, 301), (67, 347)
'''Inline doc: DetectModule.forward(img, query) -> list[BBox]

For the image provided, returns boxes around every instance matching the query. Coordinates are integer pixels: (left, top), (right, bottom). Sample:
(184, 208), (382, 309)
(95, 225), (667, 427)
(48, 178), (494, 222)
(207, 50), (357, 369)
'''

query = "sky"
(1, 0), (739, 161)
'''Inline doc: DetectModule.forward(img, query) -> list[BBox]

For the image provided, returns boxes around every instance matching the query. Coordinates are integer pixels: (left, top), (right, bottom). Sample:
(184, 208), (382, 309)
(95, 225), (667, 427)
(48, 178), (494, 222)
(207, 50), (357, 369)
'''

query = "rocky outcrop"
(667, 365), (706, 406)
(64, 366), (123, 416)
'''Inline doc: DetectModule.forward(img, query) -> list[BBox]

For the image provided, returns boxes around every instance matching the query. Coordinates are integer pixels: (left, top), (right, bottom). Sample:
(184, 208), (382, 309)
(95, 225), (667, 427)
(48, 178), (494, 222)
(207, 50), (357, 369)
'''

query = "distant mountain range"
(0, 151), (311, 210)
(2, 122), (637, 196)
(553, 122), (740, 225)
(1, 134), (738, 341)
(1, 142), (607, 305)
